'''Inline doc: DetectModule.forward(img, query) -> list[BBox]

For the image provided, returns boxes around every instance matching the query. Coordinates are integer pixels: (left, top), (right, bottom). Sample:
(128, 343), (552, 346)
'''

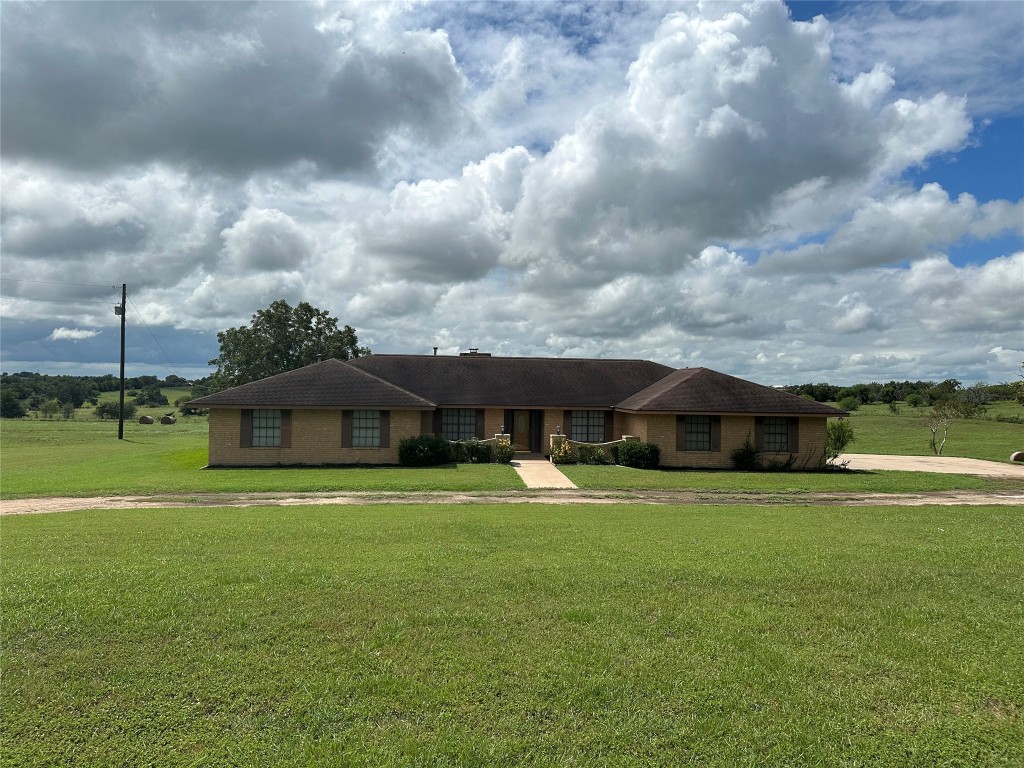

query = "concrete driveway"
(838, 453), (1024, 479)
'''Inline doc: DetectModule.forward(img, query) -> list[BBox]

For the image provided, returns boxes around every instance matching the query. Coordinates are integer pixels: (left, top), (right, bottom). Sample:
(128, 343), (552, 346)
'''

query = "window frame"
(245, 409), (294, 450)
(351, 409), (381, 448)
(440, 408), (477, 441)
(571, 410), (606, 443)
(684, 415), (712, 451)
(762, 416), (790, 452)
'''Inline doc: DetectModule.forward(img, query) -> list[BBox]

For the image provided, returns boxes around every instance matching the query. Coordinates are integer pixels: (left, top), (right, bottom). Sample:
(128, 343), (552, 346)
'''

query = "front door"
(513, 410), (530, 451)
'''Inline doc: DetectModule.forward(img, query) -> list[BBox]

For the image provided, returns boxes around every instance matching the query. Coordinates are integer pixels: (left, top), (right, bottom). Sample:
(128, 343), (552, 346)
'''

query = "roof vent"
(459, 348), (491, 357)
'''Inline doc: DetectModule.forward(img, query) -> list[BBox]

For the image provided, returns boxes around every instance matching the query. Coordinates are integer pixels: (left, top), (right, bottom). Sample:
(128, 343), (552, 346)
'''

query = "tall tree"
(208, 300), (370, 391)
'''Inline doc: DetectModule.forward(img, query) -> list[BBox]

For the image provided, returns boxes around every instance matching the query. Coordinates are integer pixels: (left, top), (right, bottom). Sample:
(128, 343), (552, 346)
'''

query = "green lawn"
(561, 465), (1022, 494)
(839, 401), (1022, 462)
(3, 503), (1021, 766)
(0, 420), (523, 498)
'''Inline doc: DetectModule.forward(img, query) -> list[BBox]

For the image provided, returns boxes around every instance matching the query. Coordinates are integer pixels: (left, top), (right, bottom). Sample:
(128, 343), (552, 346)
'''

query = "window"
(762, 416), (789, 452)
(676, 415), (720, 452)
(351, 410), (381, 448)
(572, 410), (605, 443)
(251, 409), (281, 447)
(441, 408), (477, 441)
(684, 416), (711, 451)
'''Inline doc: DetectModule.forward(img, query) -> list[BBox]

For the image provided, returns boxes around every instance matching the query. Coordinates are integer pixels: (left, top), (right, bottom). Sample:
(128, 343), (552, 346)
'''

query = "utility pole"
(115, 284), (127, 440)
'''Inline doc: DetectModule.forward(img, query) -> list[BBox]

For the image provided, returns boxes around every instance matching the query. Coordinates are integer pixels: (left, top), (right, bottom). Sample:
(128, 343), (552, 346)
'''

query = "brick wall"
(649, 415), (829, 469)
(207, 408), (422, 466)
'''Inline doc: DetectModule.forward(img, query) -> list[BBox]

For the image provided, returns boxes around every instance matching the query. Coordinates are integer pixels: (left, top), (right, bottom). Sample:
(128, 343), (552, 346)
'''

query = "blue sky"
(1, 0), (1021, 385)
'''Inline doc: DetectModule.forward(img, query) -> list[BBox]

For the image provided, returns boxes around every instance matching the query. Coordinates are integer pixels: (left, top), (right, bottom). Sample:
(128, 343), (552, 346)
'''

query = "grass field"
(3, 503), (1021, 766)
(3, 415), (1021, 499)
(560, 465), (1022, 494)
(0, 420), (523, 498)
(839, 401), (1022, 462)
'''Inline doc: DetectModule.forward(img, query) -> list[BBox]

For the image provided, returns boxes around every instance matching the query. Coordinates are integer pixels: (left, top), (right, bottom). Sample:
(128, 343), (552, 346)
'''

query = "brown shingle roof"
(616, 367), (847, 415)
(348, 354), (675, 408)
(186, 359), (436, 409)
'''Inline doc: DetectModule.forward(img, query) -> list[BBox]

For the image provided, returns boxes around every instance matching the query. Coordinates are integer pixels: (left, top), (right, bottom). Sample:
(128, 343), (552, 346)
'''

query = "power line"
(127, 296), (185, 381)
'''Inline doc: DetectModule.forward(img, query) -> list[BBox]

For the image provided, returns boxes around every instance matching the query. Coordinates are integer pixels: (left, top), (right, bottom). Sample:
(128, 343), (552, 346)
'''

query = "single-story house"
(187, 352), (847, 468)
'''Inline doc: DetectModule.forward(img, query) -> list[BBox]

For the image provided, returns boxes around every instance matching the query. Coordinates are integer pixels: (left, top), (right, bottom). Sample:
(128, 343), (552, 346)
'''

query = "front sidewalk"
(511, 455), (578, 489)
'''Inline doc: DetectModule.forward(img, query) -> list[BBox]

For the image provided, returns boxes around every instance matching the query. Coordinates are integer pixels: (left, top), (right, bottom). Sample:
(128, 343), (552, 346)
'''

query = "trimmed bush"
(451, 440), (494, 464)
(550, 441), (574, 465)
(493, 441), (515, 464)
(574, 443), (610, 465)
(616, 441), (661, 469)
(398, 435), (452, 467)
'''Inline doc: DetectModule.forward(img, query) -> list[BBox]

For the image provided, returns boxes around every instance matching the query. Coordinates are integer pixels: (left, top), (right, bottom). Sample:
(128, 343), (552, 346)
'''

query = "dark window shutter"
(788, 417), (799, 453)
(504, 410), (514, 435)
(379, 410), (390, 448)
(342, 410), (353, 448)
(432, 409), (442, 436)
(240, 409), (252, 448)
(475, 409), (485, 440)
(676, 416), (686, 451)
(754, 417), (764, 450)
(563, 410), (572, 439)
(420, 410), (432, 436)
(280, 410), (292, 448)
(710, 416), (722, 452)
(603, 412), (614, 443)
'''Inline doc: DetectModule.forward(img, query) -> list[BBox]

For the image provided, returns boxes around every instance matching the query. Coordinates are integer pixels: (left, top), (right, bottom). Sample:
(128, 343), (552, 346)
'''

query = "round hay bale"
(160, 415), (177, 425)
(1011, 451), (1024, 463)
(138, 416), (155, 425)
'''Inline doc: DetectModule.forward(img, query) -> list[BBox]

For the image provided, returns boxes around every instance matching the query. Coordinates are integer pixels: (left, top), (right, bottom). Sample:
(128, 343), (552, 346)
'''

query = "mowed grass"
(840, 401), (1022, 462)
(2, 503), (1021, 766)
(0, 420), (523, 498)
(561, 465), (1023, 494)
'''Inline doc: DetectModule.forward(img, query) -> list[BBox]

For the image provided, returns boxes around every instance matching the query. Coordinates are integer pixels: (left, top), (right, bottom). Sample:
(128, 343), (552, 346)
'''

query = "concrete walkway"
(511, 455), (577, 489)
(839, 453), (1024, 479)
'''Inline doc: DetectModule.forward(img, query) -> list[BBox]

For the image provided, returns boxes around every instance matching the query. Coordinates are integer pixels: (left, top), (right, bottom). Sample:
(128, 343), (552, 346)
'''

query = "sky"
(1, 0), (1021, 386)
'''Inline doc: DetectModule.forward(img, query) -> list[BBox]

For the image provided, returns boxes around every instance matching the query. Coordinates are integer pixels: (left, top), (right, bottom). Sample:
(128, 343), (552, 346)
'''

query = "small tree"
(94, 400), (138, 421)
(39, 398), (61, 419)
(837, 396), (860, 412)
(0, 389), (26, 418)
(825, 419), (856, 465)
(924, 406), (955, 456)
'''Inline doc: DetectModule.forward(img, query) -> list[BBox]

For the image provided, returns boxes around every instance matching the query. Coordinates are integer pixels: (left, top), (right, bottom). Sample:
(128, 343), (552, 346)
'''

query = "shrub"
(731, 437), (762, 471)
(398, 435), (452, 467)
(451, 440), (493, 464)
(574, 443), (610, 465)
(888, 402), (902, 415)
(838, 396), (860, 412)
(94, 400), (137, 420)
(825, 419), (856, 465)
(616, 441), (661, 469)
(493, 441), (515, 464)
(906, 393), (925, 408)
(994, 414), (1024, 424)
(549, 441), (575, 465)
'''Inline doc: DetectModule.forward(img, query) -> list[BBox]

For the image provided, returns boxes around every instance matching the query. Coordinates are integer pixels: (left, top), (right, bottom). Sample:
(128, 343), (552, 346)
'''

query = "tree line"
(782, 379), (1022, 411)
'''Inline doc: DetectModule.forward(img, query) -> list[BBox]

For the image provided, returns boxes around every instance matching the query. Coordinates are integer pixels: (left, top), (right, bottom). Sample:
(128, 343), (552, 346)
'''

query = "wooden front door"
(513, 410), (530, 451)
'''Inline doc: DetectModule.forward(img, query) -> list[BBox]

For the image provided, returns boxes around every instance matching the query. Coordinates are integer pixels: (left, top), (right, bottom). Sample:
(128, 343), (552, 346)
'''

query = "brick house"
(187, 353), (846, 468)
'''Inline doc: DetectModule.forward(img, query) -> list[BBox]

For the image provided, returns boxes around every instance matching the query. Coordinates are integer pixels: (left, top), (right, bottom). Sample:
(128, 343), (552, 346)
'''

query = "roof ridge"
(357, 353), (671, 364)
